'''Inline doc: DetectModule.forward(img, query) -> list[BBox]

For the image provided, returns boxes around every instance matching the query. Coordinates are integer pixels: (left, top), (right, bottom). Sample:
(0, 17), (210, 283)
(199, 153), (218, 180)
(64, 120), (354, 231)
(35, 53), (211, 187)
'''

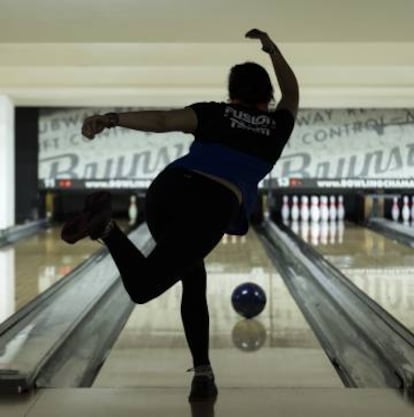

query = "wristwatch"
(104, 112), (119, 128)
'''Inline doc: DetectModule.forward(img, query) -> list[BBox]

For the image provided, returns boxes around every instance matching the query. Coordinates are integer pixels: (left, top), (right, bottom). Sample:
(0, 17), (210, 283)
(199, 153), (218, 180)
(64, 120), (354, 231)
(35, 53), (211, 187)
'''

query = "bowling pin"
(310, 196), (320, 223)
(222, 234), (228, 244)
(291, 195), (300, 221)
(337, 195), (345, 221)
(281, 195), (290, 223)
(231, 235), (237, 244)
(300, 195), (310, 222)
(402, 195), (410, 222)
(391, 197), (400, 222)
(329, 196), (337, 221)
(128, 195), (138, 225)
(320, 196), (329, 222)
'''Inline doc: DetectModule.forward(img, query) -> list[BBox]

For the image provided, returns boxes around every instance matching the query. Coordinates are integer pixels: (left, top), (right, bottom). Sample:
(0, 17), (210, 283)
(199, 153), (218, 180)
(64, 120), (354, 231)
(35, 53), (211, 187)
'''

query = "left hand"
(81, 115), (108, 140)
(245, 29), (276, 53)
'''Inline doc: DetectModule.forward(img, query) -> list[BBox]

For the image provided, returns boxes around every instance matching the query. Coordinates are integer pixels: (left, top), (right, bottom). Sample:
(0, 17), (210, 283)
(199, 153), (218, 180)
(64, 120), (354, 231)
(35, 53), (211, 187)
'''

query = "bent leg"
(102, 224), (155, 302)
(103, 212), (225, 304)
(103, 167), (240, 304)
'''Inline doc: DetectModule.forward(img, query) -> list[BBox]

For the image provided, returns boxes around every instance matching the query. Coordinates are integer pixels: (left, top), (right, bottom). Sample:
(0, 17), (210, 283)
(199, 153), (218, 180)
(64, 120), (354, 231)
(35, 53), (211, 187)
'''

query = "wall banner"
(39, 107), (414, 186)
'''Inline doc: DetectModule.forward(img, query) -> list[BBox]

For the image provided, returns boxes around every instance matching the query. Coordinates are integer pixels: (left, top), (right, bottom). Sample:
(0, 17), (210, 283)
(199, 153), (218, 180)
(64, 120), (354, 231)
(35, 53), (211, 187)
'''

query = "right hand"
(82, 115), (108, 140)
(245, 29), (276, 53)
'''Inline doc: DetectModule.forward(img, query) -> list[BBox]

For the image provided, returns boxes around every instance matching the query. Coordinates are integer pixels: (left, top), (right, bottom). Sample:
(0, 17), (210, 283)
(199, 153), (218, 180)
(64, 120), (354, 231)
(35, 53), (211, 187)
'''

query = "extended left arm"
(82, 108), (197, 140)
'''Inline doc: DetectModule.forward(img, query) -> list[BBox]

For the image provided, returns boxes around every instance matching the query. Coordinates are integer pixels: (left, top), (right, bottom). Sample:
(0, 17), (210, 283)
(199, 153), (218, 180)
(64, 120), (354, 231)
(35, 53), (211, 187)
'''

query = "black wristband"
(104, 112), (119, 128)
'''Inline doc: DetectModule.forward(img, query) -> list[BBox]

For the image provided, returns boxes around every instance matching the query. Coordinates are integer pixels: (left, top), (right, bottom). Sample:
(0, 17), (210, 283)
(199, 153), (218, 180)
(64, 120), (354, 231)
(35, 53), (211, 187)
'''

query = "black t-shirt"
(188, 102), (295, 164)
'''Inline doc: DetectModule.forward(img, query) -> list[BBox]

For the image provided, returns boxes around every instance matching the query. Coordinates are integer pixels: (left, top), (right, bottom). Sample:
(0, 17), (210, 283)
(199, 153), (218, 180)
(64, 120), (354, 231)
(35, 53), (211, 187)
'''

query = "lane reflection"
(293, 221), (414, 332)
(0, 225), (103, 323)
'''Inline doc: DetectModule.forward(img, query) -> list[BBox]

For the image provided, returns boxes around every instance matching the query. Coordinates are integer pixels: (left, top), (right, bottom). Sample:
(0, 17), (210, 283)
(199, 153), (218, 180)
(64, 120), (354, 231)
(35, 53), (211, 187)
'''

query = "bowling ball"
(232, 319), (267, 352)
(231, 282), (267, 319)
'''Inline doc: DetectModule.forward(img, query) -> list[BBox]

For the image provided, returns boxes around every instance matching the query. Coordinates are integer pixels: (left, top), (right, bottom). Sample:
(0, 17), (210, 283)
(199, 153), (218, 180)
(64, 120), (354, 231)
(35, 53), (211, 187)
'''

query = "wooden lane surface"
(94, 229), (342, 389)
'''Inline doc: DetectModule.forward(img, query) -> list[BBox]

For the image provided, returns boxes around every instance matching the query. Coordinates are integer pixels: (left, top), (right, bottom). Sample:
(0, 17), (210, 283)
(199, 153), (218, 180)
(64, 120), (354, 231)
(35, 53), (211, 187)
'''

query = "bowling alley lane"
(0, 224), (103, 324)
(94, 229), (343, 389)
(304, 221), (414, 333)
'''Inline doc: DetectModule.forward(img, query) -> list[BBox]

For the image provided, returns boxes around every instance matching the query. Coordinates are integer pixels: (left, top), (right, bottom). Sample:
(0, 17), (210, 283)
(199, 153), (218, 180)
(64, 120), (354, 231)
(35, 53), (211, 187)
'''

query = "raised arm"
(245, 29), (299, 118)
(82, 108), (198, 140)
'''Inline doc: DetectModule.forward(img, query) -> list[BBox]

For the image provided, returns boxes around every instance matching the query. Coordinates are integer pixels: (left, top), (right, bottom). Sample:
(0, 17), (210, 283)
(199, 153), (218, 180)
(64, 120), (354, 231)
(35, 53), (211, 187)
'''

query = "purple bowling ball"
(231, 282), (267, 319)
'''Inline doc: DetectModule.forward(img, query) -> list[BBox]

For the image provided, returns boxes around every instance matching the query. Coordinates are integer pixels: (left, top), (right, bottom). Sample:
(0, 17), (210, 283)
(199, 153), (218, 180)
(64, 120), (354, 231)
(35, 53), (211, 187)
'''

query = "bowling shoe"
(61, 191), (112, 244)
(188, 366), (218, 402)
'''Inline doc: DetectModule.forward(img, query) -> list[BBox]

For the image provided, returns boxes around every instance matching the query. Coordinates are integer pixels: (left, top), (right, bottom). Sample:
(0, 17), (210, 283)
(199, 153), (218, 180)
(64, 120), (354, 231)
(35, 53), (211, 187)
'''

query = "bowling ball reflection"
(232, 319), (267, 352)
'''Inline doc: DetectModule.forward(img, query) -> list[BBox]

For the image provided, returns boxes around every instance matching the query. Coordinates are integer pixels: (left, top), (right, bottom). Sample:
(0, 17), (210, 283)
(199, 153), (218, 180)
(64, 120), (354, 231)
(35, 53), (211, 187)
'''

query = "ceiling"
(0, 0), (413, 107)
(0, 0), (413, 43)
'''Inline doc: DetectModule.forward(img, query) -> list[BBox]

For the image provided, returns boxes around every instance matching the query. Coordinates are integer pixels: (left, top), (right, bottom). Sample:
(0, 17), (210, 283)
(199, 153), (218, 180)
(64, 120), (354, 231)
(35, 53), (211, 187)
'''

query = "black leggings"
(103, 167), (240, 367)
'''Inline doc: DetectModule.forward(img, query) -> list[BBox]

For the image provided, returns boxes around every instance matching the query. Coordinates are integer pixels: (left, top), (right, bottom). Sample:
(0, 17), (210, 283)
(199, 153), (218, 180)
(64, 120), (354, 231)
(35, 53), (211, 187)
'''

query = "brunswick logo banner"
(39, 107), (414, 181)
